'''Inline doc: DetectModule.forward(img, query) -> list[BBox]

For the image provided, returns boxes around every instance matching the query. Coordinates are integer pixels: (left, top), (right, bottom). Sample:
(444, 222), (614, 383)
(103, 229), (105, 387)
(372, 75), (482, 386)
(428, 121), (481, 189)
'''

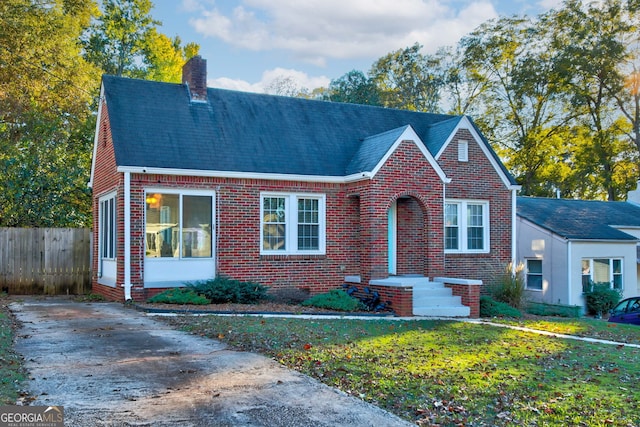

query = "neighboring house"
(517, 196), (640, 313)
(89, 56), (519, 315)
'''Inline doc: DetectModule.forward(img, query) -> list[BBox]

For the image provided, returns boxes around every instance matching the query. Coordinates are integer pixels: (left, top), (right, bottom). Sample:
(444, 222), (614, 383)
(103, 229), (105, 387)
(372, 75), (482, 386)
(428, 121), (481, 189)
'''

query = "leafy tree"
(82, 0), (198, 81)
(369, 43), (444, 112)
(460, 15), (579, 197)
(326, 70), (382, 106)
(551, 0), (638, 200)
(0, 0), (100, 227)
(82, 0), (158, 77)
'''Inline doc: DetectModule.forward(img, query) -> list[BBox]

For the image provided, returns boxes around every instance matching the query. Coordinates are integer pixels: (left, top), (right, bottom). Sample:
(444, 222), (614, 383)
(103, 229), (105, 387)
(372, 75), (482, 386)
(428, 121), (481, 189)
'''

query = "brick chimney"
(182, 55), (207, 102)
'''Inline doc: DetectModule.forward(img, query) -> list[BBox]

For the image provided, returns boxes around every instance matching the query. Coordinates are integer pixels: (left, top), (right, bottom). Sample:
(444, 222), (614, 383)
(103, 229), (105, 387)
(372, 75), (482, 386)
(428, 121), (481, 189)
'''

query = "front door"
(388, 201), (397, 275)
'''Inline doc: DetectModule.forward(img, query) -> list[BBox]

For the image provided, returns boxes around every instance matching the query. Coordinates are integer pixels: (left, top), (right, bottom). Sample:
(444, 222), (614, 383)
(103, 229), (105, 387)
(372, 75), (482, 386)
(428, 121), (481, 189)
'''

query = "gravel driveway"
(10, 297), (412, 427)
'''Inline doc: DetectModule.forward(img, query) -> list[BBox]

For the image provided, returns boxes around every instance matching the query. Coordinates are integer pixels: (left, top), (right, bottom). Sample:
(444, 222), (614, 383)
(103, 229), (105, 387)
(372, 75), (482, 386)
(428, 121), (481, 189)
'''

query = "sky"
(152, 0), (562, 93)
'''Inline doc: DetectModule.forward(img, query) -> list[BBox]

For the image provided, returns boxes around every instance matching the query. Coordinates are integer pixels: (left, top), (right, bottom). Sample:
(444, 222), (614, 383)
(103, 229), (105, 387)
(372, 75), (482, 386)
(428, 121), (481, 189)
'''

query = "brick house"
(89, 56), (519, 316)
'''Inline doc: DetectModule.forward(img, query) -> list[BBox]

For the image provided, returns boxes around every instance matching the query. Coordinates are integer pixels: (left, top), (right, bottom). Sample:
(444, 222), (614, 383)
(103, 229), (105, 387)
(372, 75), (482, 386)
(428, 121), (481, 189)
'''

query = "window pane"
(263, 197), (286, 250)
(297, 198), (319, 250)
(146, 193), (179, 258)
(467, 204), (483, 227)
(613, 259), (622, 274)
(466, 204), (484, 250)
(445, 204), (459, 250)
(108, 198), (115, 258)
(182, 196), (212, 258)
(526, 259), (543, 290)
(445, 227), (458, 250)
(445, 204), (458, 226)
(527, 259), (542, 274)
(593, 258), (610, 284)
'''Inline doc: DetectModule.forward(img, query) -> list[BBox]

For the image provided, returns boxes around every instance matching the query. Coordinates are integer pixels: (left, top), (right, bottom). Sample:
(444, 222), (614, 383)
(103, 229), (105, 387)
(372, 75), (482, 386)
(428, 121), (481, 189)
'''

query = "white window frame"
(581, 258), (623, 290)
(525, 258), (543, 291)
(99, 192), (117, 261)
(144, 189), (215, 260)
(260, 192), (326, 255)
(444, 199), (490, 254)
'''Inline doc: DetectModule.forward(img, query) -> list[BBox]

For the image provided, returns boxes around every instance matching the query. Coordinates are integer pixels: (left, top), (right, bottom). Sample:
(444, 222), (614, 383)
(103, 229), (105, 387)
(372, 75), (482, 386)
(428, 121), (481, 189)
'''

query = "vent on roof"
(182, 55), (207, 102)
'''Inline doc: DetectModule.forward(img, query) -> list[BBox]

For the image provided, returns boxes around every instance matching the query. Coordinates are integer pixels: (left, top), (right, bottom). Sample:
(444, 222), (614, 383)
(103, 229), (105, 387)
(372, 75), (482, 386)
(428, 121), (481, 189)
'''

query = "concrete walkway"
(10, 297), (412, 427)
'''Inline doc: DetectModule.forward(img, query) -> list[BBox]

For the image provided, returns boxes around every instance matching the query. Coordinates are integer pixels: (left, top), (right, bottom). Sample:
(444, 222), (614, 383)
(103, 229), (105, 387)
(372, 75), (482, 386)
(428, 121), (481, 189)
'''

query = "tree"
(0, 0), (100, 227)
(326, 70), (381, 106)
(369, 43), (444, 112)
(551, 0), (638, 200)
(460, 15), (578, 197)
(82, 0), (158, 77)
(82, 0), (198, 82)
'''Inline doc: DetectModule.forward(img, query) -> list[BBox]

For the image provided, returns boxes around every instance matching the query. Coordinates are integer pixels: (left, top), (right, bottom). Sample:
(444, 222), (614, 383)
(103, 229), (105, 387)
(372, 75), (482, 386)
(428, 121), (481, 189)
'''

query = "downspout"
(567, 240), (572, 306)
(123, 172), (132, 301)
(511, 189), (517, 274)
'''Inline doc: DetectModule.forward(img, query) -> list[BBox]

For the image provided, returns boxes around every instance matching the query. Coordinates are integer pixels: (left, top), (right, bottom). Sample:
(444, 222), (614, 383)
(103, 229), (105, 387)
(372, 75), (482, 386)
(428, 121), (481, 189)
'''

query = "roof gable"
(517, 196), (640, 241)
(98, 75), (511, 183)
(435, 116), (518, 188)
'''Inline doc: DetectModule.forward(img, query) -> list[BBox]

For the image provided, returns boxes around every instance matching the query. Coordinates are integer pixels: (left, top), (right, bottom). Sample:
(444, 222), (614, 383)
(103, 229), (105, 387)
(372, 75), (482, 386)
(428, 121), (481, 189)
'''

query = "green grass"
(0, 301), (24, 404)
(169, 316), (640, 426)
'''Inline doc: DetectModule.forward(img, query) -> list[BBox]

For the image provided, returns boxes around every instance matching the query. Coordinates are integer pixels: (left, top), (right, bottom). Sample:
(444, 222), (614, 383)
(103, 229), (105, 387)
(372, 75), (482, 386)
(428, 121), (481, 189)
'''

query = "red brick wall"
(438, 128), (513, 287)
(91, 100), (125, 301)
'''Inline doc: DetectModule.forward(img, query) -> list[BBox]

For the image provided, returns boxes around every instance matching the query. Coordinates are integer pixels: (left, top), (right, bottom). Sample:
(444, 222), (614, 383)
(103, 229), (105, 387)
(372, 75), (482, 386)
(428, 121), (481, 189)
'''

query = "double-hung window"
(261, 193), (326, 255)
(581, 258), (623, 290)
(444, 200), (489, 253)
(99, 193), (116, 260)
(525, 259), (543, 290)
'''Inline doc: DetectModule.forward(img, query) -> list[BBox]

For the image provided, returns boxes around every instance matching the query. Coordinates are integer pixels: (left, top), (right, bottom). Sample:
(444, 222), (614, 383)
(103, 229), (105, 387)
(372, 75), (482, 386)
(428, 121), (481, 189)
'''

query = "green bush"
(583, 282), (621, 317)
(188, 276), (268, 304)
(147, 288), (211, 305)
(489, 262), (526, 309)
(480, 296), (522, 318)
(302, 289), (364, 311)
(526, 302), (581, 318)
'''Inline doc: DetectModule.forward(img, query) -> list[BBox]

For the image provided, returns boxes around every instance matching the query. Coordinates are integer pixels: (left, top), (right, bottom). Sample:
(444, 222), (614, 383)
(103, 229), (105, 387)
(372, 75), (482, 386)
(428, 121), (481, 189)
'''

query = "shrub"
(489, 262), (526, 309)
(526, 302), (581, 318)
(302, 289), (365, 311)
(480, 296), (522, 318)
(147, 288), (211, 305)
(583, 282), (621, 317)
(188, 276), (268, 304)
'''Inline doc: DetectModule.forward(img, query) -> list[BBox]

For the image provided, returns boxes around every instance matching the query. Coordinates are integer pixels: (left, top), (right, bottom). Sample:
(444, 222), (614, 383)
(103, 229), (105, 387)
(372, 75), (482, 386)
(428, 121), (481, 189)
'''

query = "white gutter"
(123, 172), (132, 301)
(512, 189), (517, 274)
(567, 240), (572, 306)
(117, 166), (373, 184)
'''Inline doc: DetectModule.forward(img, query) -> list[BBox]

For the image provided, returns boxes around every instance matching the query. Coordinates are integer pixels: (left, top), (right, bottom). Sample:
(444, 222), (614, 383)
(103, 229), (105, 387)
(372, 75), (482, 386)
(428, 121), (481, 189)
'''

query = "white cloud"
(187, 0), (499, 65)
(209, 67), (330, 93)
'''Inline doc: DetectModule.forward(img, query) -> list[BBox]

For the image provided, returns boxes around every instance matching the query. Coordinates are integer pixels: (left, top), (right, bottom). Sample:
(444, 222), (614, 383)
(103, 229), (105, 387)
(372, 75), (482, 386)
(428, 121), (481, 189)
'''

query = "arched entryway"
(388, 195), (427, 276)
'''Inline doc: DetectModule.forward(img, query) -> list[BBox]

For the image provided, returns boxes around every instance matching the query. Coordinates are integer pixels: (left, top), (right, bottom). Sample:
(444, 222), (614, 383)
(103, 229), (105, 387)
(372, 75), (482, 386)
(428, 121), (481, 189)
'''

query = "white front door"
(388, 201), (397, 275)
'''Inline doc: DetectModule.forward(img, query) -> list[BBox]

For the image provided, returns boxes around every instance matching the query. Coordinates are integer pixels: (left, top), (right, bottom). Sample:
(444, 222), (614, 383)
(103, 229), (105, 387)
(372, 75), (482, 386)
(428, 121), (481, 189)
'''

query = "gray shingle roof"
(102, 75), (507, 179)
(517, 196), (640, 241)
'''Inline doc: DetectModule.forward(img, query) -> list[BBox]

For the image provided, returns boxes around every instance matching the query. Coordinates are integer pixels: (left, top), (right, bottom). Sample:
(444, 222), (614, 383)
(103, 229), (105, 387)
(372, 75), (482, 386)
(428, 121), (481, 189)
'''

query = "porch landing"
(369, 276), (472, 317)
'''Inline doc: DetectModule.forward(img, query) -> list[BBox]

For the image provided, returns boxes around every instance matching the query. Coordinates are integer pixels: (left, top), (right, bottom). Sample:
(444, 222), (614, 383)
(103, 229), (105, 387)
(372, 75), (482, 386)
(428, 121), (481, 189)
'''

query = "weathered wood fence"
(0, 228), (91, 295)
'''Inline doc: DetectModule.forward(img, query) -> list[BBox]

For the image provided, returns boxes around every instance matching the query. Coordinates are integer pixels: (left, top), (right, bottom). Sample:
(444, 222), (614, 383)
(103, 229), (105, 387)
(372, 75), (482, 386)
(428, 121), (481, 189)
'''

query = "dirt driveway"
(10, 297), (412, 427)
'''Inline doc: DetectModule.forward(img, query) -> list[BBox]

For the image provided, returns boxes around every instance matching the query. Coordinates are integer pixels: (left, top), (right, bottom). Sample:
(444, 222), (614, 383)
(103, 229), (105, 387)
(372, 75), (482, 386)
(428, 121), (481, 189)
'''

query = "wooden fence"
(0, 228), (91, 295)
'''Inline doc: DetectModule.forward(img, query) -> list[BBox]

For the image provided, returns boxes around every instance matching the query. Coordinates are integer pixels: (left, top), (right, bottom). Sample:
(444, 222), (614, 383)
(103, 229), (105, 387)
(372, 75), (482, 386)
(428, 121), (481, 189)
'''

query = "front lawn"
(168, 316), (640, 426)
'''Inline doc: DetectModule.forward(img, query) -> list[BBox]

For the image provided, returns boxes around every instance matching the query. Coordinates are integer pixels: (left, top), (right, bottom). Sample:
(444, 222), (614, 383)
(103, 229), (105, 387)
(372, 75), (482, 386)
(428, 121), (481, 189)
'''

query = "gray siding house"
(516, 196), (640, 313)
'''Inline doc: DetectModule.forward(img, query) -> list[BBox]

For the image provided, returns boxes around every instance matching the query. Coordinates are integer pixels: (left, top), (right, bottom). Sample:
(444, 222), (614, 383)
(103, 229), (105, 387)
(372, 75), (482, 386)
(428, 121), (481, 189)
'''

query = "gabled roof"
(517, 196), (640, 241)
(99, 75), (511, 182)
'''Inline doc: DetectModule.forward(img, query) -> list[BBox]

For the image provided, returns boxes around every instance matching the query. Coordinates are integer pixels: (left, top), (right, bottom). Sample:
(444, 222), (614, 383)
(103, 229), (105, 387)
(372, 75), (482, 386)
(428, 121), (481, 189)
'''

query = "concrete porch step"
(367, 275), (472, 318)
(413, 305), (471, 317)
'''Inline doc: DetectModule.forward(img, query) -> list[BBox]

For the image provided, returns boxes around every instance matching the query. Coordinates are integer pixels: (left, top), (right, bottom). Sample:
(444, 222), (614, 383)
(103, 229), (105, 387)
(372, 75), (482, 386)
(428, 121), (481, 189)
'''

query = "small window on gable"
(458, 140), (469, 162)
